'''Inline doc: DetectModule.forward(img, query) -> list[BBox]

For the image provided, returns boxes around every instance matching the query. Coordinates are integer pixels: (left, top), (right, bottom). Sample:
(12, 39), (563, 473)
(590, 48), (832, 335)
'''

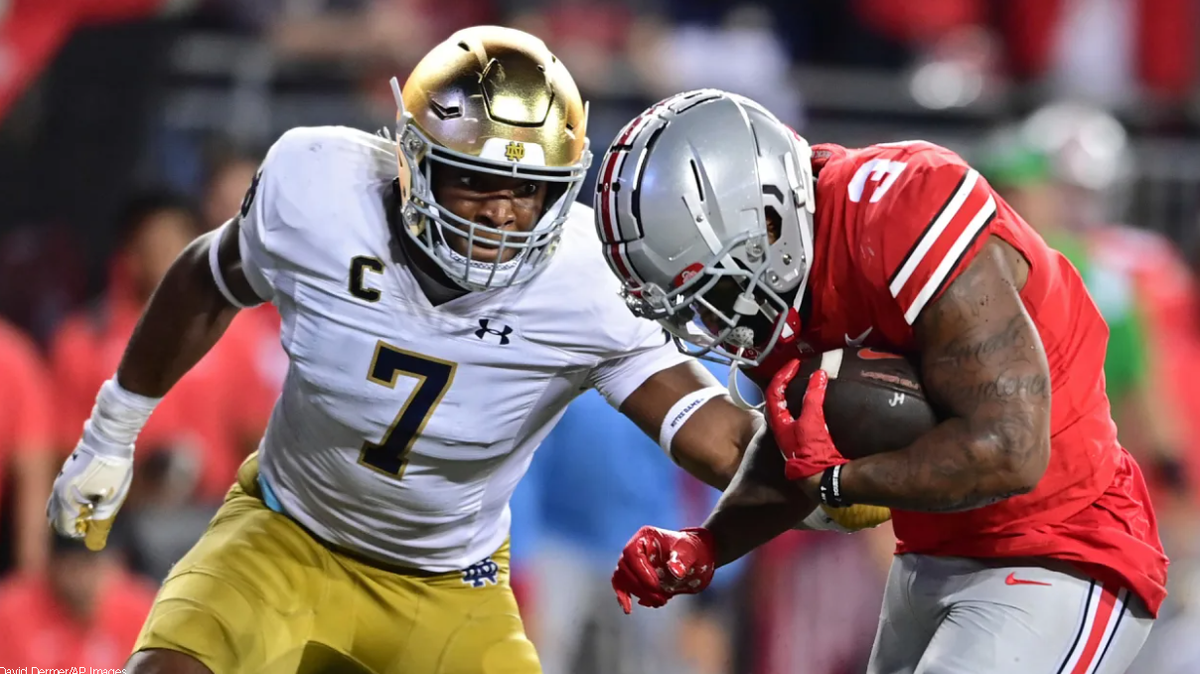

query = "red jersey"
(753, 141), (1167, 615)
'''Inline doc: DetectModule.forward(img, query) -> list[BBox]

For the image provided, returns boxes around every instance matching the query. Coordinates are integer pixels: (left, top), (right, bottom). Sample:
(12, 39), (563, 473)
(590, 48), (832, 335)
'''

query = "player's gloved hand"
(767, 359), (848, 482)
(612, 526), (716, 614)
(801, 503), (892, 532)
(47, 422), (134, 551)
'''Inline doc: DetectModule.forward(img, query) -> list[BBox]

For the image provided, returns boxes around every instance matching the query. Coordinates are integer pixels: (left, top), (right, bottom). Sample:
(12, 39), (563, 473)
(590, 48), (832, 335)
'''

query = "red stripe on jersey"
(887, 169), (997, 324)
(1069, 584), (1121, 674)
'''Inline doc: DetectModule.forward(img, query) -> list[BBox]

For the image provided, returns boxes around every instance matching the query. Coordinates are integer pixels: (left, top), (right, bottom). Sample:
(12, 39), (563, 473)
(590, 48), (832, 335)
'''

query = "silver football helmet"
(595, 89), (815, 367)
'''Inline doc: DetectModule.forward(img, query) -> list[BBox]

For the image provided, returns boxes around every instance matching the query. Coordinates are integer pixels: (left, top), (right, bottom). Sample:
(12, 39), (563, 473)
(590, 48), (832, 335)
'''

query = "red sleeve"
(864, 151), (999, 326)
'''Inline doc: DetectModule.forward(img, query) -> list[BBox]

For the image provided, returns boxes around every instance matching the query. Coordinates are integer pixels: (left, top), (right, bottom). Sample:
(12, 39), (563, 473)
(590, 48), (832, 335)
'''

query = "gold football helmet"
(389, 26), (591, 290)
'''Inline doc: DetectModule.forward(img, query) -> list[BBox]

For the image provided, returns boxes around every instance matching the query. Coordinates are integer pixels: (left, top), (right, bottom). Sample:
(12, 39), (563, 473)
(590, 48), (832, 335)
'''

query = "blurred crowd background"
(3, 0), (1200, 672)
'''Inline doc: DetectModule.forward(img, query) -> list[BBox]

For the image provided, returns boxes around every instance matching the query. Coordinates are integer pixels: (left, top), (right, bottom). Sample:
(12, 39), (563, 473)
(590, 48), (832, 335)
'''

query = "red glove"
(766, 359), (849, 482)
(611, 526), (716, 614)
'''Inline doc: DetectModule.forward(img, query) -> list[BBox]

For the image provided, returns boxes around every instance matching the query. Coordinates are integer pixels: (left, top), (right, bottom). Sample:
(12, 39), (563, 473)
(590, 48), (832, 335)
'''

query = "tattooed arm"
(838, 237), (1052, 512)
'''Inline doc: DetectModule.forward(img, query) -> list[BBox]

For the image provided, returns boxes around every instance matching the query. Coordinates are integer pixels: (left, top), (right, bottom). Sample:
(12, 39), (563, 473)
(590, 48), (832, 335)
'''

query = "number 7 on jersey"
(359, 341), (457, 478)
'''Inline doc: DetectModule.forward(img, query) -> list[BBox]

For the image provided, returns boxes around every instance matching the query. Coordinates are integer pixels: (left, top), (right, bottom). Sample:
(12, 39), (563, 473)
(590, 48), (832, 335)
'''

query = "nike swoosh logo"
(1005, 572), (1052, 587)
(844, 327), (873, 347)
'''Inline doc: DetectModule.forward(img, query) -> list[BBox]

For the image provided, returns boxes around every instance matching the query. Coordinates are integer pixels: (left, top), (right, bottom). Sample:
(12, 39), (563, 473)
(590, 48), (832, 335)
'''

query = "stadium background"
(2, 1), (1200, 672)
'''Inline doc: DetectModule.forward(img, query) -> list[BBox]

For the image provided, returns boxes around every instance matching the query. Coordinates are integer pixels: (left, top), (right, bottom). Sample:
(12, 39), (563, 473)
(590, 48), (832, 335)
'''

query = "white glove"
(47, 421), (134, 551)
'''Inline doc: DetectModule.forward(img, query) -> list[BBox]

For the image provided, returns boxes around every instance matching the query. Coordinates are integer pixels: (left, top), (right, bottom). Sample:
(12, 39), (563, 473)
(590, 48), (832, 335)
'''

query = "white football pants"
(867, 554), (1154, 674)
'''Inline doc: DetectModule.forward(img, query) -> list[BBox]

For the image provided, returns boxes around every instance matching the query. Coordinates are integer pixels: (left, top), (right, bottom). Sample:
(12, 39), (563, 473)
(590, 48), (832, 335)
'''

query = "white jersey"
(228, 126), (690, 572)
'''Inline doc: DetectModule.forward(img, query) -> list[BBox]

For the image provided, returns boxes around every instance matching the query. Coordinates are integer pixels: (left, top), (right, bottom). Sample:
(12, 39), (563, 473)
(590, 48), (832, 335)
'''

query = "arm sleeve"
(869, 155), (1002, 325)
(587, 326), (692, 409)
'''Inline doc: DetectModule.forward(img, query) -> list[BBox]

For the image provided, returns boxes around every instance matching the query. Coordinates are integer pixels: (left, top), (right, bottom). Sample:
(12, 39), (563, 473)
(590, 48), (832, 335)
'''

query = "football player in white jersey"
(46, 27), (887, 674)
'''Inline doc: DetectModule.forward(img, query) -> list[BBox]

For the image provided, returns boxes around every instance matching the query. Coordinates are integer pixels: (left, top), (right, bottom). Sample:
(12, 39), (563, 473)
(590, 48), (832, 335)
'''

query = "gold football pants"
(133, 456), (540, 674)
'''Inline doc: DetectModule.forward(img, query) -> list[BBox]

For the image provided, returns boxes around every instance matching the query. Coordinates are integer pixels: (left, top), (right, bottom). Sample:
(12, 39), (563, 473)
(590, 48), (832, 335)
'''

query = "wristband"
(208, 222), (255, 309)
(82, 378), (162, 457)
(658, 386), (729, 454)
(819, 464), (848, 508)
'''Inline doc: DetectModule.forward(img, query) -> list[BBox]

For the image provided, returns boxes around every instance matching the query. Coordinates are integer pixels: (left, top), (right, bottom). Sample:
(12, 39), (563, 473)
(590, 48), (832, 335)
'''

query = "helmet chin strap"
(726, 356), (765, 412)
(722, 301), (774, 412)
(723, 291), (800, 412)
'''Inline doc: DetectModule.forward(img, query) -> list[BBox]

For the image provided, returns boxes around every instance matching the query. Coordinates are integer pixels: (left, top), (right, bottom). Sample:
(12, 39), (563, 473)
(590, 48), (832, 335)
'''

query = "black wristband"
(819, 465), (848, 508)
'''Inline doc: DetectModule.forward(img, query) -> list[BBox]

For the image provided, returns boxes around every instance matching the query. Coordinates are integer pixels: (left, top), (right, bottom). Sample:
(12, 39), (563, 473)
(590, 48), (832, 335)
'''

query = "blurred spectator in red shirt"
(0, 535), (155, 668)
(0, 318), (55, 574)
(48, 191), (274, 504)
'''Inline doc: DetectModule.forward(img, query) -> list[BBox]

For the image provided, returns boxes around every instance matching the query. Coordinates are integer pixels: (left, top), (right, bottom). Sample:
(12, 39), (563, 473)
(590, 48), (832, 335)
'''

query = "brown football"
(784, 347), (938, 460)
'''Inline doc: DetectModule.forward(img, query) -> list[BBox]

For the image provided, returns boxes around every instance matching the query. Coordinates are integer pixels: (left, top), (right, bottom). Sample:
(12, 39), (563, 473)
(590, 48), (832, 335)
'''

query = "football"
(784, 347), (938, 460)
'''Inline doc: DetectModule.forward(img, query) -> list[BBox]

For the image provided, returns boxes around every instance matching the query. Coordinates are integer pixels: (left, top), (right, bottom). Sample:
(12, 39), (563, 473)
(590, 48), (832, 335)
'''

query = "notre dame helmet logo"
(504, 141), (525, 162)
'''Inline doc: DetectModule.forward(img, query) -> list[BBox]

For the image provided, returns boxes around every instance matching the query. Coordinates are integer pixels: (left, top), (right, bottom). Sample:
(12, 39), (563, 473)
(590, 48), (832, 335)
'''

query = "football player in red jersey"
(596, 90), (1166, 674)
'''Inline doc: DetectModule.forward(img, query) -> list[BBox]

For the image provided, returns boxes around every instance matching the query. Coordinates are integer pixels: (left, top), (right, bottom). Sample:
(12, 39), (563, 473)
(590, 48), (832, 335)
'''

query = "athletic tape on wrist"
(659, 386), (729, 454)
(84, 378), (162, 454)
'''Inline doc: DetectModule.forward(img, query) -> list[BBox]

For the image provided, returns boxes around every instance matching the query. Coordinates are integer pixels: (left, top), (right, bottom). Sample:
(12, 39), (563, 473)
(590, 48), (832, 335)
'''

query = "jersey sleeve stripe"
(902, 194), (997, 324)
(888, 169), (978, 296)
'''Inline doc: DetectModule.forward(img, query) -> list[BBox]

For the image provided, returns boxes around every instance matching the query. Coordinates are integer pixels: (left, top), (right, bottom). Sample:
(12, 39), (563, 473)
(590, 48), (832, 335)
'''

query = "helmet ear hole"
(765, 206), (782, 245)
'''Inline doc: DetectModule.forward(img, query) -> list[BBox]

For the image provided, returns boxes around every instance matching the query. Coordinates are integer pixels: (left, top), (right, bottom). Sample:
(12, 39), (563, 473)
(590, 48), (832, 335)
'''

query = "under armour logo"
(475, 319), (513, 345)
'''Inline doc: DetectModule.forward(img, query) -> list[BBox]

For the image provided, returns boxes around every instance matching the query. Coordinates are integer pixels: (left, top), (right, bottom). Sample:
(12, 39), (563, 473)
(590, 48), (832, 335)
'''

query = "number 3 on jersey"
(359, 341), (457, 478)
(849, 159), (907, 203)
